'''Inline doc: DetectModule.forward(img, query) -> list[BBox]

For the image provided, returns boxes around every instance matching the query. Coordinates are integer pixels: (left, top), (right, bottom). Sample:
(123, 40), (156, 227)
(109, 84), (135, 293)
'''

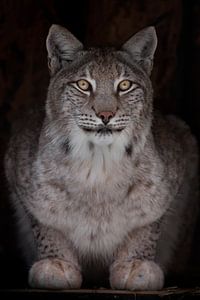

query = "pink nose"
(97, 111), (115, 125)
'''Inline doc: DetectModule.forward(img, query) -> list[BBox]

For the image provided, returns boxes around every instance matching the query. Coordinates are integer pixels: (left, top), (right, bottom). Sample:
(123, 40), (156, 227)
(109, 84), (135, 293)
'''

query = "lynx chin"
(5, 24), (199, 290)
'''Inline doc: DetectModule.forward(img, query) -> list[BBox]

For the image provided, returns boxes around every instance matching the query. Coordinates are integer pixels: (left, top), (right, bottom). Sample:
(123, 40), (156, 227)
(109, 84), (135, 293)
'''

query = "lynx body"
(5, 25), (199, 290)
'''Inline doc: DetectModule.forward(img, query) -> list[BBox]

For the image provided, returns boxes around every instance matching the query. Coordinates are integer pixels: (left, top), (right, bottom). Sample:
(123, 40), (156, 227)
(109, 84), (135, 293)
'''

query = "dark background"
(1, 0), (200, 289)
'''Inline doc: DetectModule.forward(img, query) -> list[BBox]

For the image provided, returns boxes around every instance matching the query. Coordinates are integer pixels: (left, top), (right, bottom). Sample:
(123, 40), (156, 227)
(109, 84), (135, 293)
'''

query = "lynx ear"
(122, 27), (157, 75)
(46, 24), (83, 76)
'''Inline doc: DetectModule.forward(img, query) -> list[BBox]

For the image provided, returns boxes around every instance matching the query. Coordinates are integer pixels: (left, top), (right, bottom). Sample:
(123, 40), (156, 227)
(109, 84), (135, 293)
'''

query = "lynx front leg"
(29, 221), (82, 289)
(110, 222), (164, 290)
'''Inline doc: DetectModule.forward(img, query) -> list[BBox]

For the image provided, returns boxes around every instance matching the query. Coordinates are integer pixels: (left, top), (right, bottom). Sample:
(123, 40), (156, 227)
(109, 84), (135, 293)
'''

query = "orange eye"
(118, 80), (132, 92)
(77, 79), (91, 91)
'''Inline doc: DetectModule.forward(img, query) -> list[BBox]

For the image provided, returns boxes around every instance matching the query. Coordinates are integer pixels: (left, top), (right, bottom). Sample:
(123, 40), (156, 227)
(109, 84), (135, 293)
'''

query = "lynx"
(4, 24), (199, 290)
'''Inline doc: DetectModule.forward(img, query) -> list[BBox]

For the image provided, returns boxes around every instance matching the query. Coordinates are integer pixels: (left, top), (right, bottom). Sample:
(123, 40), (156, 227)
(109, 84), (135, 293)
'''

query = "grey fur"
(4, 25), (199, 290)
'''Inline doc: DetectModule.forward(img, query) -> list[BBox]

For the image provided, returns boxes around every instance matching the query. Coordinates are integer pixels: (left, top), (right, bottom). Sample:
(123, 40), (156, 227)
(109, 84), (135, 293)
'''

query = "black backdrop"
(1, 0), (200, 288)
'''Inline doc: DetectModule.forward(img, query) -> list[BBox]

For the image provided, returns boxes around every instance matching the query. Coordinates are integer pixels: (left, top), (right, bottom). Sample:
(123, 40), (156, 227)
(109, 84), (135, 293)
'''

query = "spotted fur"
(4, 25), (199, 290)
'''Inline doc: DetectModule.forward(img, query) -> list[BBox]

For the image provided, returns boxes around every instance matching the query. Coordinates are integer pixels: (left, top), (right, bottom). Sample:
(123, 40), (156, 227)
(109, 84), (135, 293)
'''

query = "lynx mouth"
(97, 128), (112, 135)
(81, 126), (124, 134)
(82, 127), (112, 135)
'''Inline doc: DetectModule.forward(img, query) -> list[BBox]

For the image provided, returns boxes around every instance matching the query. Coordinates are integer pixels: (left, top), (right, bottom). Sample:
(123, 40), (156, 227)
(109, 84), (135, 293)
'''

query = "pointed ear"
(122, 27), (157, 75)
(46, 24), (83, 76)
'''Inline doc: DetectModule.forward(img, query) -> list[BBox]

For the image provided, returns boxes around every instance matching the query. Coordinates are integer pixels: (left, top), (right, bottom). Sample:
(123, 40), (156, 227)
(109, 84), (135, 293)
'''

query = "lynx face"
(46, 25), (156, 154)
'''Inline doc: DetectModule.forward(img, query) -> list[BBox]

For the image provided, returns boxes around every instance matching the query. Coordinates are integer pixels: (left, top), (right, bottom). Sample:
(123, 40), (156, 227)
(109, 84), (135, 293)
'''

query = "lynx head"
(45, 25), (157, 159)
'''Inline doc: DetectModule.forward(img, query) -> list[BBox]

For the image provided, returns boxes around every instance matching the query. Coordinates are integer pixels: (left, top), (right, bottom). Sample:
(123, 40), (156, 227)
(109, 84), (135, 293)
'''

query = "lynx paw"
(29, 258), (82, 289)
(110, 259), (164, 290)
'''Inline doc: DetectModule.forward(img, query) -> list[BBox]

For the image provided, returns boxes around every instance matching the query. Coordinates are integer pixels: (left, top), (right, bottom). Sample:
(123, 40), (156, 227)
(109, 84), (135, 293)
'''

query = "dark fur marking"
(89, 142), (94, 151)
(125, 143), (133, 156)
(62, 138), (71, 154)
